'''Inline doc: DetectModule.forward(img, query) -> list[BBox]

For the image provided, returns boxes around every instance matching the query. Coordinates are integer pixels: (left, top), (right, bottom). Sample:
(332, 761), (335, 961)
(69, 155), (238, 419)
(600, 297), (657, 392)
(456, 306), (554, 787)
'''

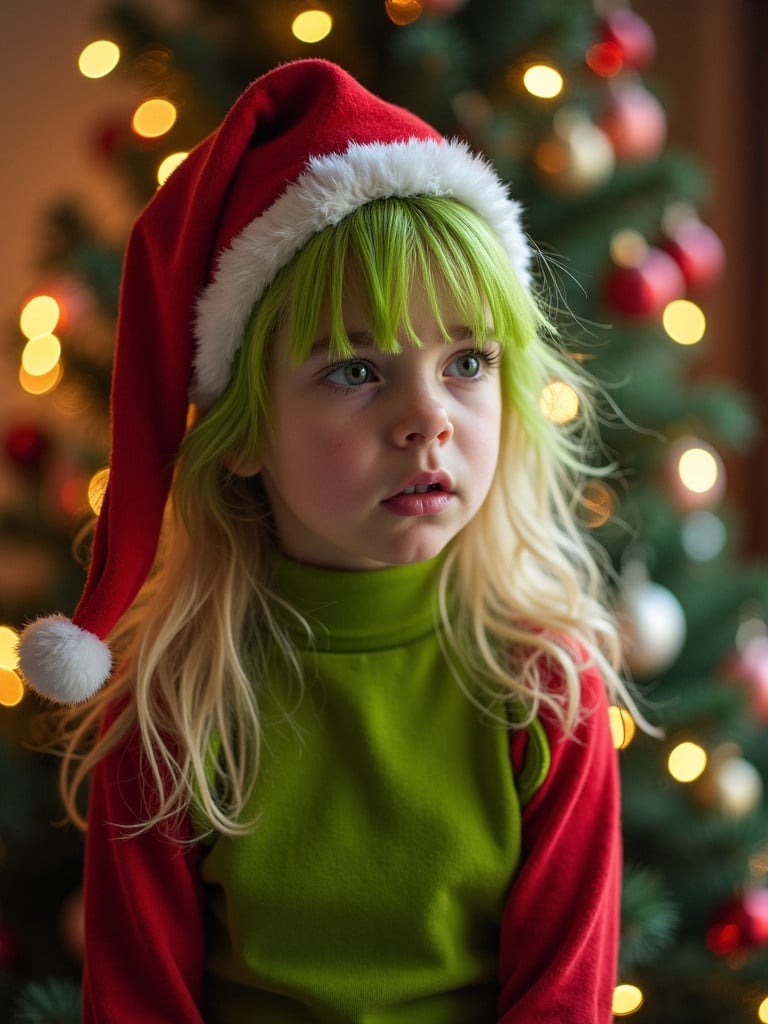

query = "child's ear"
(223, 453), (262, 477)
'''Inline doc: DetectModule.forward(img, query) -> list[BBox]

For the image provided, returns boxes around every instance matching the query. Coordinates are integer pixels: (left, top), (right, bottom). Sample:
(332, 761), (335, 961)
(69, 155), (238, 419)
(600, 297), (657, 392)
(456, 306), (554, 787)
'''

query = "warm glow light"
(678, 445), (719, 495)
(157, 151), (189, 186)
(0, 627), (19, 671)
(663, 299), (706, 345)
(19, 363), (63, 396)
(21, 334), (61, 376)
(292, 10), (333, 43)
(540, 380), (579, 424)
(522, 64), (564, 99)
(609, 707), (637, 750)
(610, 230), (647, 268)
(78, 39), (120, 79)
(612, 984), (644, 1016)
(132, 98), (177, 139)
(88, 468), (110, 516)
(580, 481), (615, 529)
(20, 295), (60, 338)
(758, 995), (768, 1022)
(0, 668), (24, 708)
(668, 741), (707, 783)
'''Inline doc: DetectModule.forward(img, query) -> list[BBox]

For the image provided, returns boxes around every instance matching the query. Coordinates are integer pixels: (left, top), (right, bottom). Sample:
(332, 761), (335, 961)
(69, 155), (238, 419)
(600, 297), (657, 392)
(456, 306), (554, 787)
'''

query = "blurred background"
(2, 1), (768, 1021)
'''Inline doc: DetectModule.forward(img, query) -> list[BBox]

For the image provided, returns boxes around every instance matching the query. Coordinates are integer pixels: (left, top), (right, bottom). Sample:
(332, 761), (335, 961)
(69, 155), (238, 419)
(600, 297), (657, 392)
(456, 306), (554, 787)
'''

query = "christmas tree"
(2, 2), (768, 1021)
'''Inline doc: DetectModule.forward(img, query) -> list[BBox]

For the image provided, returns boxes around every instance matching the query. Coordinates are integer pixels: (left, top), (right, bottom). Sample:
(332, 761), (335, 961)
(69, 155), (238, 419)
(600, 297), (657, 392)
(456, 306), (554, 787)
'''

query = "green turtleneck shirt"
(200, 556), (537, 1023)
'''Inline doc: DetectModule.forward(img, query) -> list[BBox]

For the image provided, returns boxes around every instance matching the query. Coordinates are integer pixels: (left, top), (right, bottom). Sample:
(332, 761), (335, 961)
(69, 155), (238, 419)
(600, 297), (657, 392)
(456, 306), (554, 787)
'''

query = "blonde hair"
(61, 195), (637, 836)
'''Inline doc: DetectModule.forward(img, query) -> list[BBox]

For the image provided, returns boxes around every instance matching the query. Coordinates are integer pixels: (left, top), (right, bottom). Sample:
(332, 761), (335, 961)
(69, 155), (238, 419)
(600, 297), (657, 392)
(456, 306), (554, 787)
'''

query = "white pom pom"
(19, 616), (112, 705)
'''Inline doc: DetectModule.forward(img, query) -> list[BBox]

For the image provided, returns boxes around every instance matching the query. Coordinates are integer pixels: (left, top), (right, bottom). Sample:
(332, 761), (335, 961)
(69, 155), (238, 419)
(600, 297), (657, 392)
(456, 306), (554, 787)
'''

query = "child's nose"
(391, 385), (454, 447)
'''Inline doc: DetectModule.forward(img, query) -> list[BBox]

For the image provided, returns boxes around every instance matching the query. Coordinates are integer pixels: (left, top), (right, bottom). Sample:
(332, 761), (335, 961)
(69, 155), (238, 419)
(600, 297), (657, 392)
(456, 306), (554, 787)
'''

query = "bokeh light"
(609, 707), (637, 750)
(157, 151), (189, 186)
(522, 64), (564, 99)
(663, 299), (706, 345)
(0, 626), (19, 670)
(612, 984), (644, 1016)
(0, 668), (24, 708)
(20, 295), (60, 338)
(19, 362), (63, 396)
(21, 334), (61, 377)
(540, 380), (579, 424)
(292, 10), (333, 42)
(88, 468), (110, 516)
(132, 98), (177, 139)
(78, 40), (120, 79)
(668, 741), (707, 783)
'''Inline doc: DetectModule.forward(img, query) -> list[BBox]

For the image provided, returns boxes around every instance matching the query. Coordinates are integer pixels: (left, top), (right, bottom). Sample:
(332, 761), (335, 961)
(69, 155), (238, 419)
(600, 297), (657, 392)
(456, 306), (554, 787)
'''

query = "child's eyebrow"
(308, 325), (483, 359)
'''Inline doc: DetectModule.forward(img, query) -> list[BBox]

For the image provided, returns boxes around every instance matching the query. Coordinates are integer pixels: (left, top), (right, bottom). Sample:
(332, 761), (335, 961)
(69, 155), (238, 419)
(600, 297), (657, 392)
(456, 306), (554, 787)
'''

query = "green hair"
(61, 194), (633, 837)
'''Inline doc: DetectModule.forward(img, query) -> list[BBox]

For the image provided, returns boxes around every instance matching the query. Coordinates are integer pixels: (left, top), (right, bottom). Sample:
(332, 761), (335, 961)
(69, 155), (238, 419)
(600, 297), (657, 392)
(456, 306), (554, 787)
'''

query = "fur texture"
(19, 615), (112, 705)
(192, 138), (531, 406)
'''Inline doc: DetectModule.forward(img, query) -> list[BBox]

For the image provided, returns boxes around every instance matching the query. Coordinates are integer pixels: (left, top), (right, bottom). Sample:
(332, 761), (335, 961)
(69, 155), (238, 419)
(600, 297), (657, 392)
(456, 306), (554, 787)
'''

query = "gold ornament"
(384, 0), (424, 26)
(533, 109), (615, 196)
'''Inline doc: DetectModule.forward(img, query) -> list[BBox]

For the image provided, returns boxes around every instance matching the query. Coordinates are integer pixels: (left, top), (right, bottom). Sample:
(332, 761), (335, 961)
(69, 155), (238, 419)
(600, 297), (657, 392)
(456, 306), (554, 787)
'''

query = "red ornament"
(660, 217), (726, 292)
(3, 423), (51, 473)
(599, 81), (667, 163)
(707, 890), (768, 956)
(721, 636), (768, 724)
(604, 239), (686, 318)
(601, 10), (657, 70)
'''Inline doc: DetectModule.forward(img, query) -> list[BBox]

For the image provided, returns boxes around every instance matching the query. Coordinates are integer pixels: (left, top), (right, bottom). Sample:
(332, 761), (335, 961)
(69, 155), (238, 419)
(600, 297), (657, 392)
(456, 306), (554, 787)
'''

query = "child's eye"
(445, 349), (499, 379)
(324, 360), (377, 388)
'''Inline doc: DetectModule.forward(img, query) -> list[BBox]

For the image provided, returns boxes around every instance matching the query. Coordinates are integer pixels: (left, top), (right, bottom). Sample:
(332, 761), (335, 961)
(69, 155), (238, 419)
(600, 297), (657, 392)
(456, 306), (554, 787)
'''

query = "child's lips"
(382, 471), (455, 515)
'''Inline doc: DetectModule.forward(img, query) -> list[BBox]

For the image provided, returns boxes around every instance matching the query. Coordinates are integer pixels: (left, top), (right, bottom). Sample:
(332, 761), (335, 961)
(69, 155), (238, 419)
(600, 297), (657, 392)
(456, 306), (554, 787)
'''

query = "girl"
(20, 59), (636, 1022)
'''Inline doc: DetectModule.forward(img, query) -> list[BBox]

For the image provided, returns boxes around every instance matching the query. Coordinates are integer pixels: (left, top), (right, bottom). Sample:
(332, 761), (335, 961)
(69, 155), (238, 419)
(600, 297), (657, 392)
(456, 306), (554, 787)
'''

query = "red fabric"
(81, 731), (206, 1023)
(499, 667), (621, 1022)
(81, 669), (620, 1022)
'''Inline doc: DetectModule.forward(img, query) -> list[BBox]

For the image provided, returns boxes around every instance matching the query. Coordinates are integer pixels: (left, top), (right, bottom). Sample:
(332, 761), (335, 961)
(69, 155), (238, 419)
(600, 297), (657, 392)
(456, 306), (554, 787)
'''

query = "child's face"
(254, 275), (503, 570)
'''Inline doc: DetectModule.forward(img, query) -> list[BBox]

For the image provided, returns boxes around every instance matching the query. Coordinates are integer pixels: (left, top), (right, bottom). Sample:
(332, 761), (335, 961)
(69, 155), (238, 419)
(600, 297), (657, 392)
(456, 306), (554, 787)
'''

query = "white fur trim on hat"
(19, 615), (112, 705)
(192, 137), (531, 406)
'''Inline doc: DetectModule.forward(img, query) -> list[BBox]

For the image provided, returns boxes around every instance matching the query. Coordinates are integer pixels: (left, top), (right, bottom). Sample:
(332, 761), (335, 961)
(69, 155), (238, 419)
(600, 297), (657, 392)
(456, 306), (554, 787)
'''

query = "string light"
(610, 229), (647, 268)
(663, 298), (706, 345)
(609, 707), (637, 750)
(88, 468), (110, 516)
(132, 98), (177, 139)
(678, 444), (720, 496)
(20, 295), (60, 338)
(612, 984), (644, 1016)
(19, 363), (63, 396)
(540, 380), (579, 423)
(0, 626), (19, 670)
(78, 40), (120, 79)
(21, 334), (61, 377)
(0, 669), (24, 708)
(522, 64), (564, 99)
(157, 152), (189, 186)
(667, 741), (707, 783)
(759, 995), (768, 1022)
(292, 10), (333, 43)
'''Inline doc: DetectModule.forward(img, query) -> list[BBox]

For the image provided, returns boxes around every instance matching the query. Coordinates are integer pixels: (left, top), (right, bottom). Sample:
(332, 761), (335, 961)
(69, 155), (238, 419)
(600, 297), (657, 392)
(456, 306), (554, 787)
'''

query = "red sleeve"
(497, 667), (621, 1023)
(82, 723), (206, 1023)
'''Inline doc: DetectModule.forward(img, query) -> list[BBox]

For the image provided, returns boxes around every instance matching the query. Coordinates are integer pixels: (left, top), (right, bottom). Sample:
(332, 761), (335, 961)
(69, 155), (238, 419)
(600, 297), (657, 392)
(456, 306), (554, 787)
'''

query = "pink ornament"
(707, 889), (768, 956)
(604, 245), (686, 318)
(600, 81), (667, 163)
(661, 218), (726, 292)
(601, 10), (657, 70)
(721, 636), (768, 723)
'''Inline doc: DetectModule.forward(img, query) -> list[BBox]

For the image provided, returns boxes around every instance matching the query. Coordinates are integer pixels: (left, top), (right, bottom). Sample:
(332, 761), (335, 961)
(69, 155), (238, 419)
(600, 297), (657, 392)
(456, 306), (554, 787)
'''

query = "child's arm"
(498, 667), (621, 1023)
(82, 722), (206, 1023)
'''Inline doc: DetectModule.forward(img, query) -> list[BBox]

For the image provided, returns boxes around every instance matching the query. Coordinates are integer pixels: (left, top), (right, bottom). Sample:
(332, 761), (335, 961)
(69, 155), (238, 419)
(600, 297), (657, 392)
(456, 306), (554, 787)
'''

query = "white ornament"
(620, 561), (687, 676)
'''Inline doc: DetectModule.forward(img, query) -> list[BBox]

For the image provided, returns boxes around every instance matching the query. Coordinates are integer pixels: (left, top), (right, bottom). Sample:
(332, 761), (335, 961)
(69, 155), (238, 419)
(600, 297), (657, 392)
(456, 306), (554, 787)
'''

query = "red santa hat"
(18, 58), (533, 704)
